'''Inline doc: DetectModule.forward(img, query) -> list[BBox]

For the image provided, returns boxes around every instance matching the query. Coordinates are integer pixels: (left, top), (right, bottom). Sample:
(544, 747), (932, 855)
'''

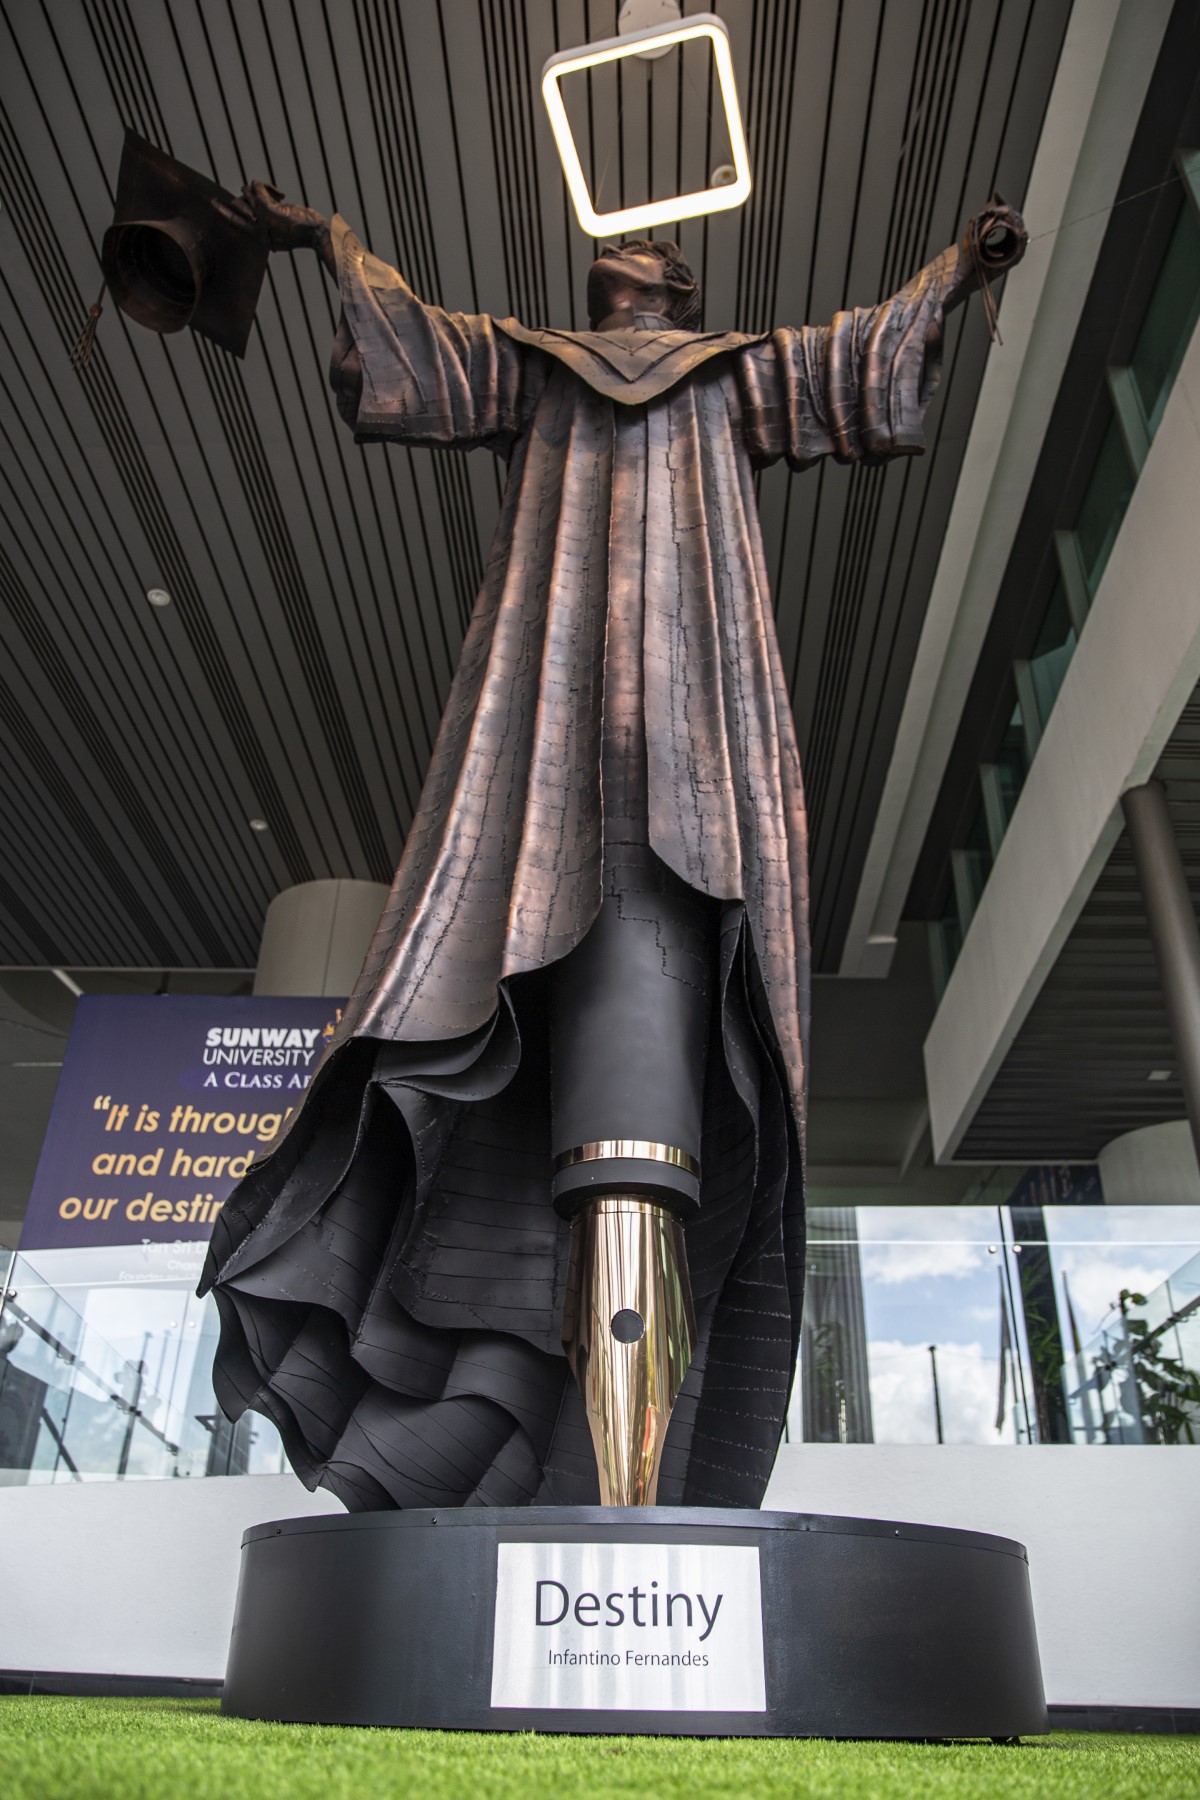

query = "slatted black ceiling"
(957, 695), (1200, 1163)
(0, 0), (1067, 971)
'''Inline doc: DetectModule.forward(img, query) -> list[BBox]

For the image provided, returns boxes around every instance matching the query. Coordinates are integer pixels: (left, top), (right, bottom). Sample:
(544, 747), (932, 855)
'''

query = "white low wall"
(0, 1450), (1196, 1705)
(766, 1446), (1200, 1709)
(0, 1472), (340, 1681)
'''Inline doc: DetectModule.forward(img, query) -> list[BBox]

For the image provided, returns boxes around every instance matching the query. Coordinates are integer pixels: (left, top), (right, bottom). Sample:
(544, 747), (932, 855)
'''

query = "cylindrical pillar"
(1098, 1120), (1200, 1204)
(253, 879), (389, 997)
(1121, 779), (1200, 1165)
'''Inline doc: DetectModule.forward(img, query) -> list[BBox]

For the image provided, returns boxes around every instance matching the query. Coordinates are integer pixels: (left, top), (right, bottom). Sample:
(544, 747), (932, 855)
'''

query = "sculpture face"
(587, 247), (671, 330)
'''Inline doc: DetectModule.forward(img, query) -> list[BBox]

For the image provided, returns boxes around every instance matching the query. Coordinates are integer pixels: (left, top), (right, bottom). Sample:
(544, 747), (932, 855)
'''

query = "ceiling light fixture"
(542, 11), (751, 238)
(146, 586), (172, 607)
(617, 0), (681, 57)
(248, 817), (269, 833)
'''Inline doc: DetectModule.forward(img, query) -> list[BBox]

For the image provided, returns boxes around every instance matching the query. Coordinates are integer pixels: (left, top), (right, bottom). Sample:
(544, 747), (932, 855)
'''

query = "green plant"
(1115, 1288), (1200, 1445)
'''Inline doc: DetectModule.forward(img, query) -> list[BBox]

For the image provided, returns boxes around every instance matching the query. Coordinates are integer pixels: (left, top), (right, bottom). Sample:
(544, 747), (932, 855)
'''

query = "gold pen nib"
(561, 1196), (696, 1506)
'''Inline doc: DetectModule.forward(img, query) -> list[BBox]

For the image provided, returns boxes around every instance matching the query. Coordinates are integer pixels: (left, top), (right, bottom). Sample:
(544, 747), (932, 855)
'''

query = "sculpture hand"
(942, 194), (1028, 317)
(238, 181), (336, 277)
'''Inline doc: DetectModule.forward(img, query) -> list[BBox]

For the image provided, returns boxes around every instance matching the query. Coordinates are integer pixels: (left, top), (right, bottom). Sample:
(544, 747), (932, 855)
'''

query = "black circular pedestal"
(222, 1507), (1047, 1738)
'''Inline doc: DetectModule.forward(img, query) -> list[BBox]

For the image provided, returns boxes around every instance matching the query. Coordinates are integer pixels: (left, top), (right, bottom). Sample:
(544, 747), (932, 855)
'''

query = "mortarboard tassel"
(69, 282), (107, 370)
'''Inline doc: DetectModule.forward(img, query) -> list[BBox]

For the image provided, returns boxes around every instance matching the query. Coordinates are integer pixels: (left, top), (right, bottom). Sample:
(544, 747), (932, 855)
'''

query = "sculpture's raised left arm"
(739, 198), (1027, 470)
(913, 197), (1029, 325)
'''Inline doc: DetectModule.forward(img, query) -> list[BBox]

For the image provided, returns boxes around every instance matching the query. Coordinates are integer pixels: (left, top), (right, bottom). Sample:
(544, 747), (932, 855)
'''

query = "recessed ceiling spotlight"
(1147, 1068), (1174, 1081)
(146, 587), (172, 607)
(248, 817), (269, 833)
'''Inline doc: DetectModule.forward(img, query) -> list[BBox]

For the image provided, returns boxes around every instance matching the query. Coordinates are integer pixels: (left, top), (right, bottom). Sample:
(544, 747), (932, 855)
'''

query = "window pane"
(995, 696), (1027, 828)
(1029, 581), (1077, 727)
(1074, 416), (1134, 597)
(960, 796), (993, 910)
(1131, 198), (1200, 437)
(932, 888), (962, 994)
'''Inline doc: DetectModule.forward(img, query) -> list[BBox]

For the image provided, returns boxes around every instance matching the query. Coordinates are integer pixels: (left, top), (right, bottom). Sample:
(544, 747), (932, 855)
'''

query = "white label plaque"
(490, 1541), (766, 1712)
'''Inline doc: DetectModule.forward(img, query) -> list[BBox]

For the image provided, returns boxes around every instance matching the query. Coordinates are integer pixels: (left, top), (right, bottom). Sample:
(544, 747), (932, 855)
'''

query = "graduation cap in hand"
(73, 131), (269, 366)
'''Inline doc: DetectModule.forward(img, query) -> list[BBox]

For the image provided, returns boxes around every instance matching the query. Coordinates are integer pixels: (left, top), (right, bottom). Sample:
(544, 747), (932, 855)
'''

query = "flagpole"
(928, 1343), (945, 1444)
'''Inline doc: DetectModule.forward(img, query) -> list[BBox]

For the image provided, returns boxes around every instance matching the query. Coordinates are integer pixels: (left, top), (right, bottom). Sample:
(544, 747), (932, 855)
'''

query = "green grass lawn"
(0, 1698), (1197, 1800)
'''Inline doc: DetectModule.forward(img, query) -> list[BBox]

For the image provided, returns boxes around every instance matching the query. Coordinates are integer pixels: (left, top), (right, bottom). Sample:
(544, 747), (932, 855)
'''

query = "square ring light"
(542, 12), (751, 238)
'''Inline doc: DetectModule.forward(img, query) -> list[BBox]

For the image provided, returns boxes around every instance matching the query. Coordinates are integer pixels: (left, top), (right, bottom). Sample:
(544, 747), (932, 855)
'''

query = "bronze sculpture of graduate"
(198, 184), (1025, 1511)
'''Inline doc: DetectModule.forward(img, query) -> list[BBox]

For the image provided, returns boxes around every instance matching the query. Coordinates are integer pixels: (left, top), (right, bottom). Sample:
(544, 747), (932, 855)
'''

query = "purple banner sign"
(20, 995), (342, 1251)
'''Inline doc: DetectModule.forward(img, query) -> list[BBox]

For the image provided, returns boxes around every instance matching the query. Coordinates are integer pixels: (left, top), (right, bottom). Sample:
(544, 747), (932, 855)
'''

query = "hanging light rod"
(541, 11), (752, 238)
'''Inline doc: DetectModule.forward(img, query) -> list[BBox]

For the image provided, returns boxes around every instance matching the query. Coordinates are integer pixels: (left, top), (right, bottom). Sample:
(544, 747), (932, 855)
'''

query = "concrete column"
(1098, 1121), (1200, 1204)
(253, 880), (389, 998)
(1120, 779), (1200, 1165)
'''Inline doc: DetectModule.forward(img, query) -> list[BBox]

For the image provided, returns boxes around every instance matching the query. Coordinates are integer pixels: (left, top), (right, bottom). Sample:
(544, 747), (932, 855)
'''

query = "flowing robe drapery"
(200, 216), (954, 1511)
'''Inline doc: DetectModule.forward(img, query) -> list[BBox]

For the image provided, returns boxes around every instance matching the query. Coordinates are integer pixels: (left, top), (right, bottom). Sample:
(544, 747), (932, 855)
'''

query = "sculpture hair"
(597, 238), (702, 331)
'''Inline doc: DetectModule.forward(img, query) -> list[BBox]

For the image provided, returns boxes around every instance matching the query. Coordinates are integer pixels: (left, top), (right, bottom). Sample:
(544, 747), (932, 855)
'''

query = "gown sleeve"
(327, 214), (533, 452)
(736, 241), (960, 470)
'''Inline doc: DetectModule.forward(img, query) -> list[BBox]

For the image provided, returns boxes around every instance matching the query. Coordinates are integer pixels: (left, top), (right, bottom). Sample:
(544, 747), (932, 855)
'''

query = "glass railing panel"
(11, 1206), (1200, 1469)
(798, 1207), (1035, 1445)
(1028, 580), (1077, 730)
(0, 1253), (194, 1481)
(1049, 1218), (1200, 1445)
(962, 810), (993, 913)
(1130, 194), (1200, 438)
(0, 1243), (288, 1482)
(1074, 414), (1136, 598)
(930, 891), (963, 999)
(993, 729), (1027, 832)
(792, 1203), (1200, 1446)
(858, 1205), (1034, 1445)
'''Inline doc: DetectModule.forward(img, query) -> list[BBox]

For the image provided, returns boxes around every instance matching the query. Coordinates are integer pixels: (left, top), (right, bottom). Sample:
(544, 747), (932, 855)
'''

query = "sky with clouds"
(799, 1204), (1200, 1445)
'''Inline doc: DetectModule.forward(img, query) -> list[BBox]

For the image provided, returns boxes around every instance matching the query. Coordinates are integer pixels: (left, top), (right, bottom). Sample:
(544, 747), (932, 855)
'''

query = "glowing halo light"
(541, 12), (751, 238)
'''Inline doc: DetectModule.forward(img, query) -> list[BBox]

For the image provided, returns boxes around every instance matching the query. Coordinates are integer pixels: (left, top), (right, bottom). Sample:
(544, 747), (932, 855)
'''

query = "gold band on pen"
(553, 1139), (700, 1179)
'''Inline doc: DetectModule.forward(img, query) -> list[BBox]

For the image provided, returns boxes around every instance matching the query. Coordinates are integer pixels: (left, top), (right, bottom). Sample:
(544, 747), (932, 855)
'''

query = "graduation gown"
(199, 215), (956, 1510)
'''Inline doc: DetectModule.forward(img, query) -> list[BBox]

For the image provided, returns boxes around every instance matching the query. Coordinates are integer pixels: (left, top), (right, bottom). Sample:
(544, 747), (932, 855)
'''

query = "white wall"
(1, 1450), (1196, 1706)
(0, 1472), (340, 1681)
(766, 1446), (1200, 1708)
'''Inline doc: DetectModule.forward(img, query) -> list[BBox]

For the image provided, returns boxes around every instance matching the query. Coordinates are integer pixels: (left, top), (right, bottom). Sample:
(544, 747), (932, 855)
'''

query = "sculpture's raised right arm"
(238, 182), (529, 453)
(240, 180), (338, 280)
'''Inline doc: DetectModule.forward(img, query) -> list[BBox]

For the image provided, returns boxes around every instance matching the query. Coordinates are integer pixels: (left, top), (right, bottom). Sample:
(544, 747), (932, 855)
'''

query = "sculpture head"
(586, 239), (702, 332)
